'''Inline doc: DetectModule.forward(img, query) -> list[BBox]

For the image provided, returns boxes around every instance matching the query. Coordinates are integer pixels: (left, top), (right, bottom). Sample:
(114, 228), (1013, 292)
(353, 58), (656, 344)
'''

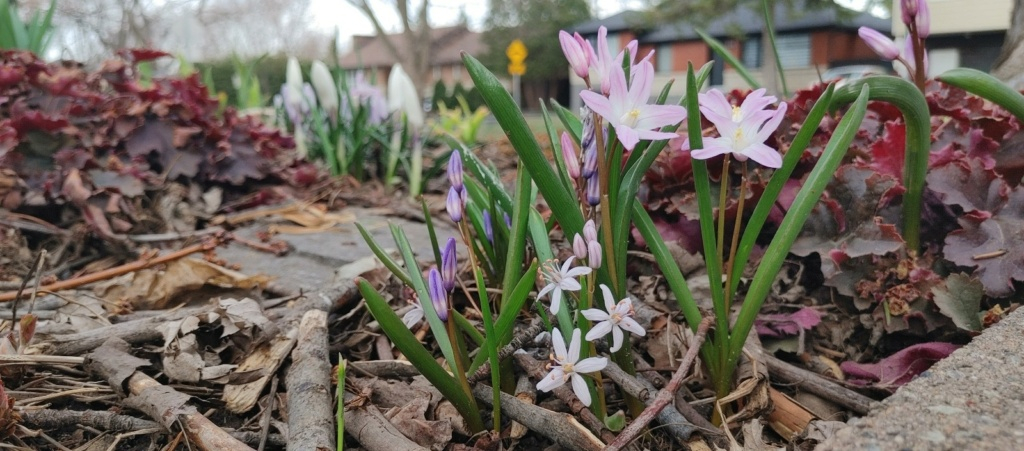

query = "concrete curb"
(817, 307), (1024, 450)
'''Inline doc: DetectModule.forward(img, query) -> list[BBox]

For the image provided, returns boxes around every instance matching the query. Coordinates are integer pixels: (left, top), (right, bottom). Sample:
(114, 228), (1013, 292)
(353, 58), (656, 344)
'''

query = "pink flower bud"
(901, 0), (919, 25)
(560, 131), (581, 180)
(573, 233), (588, 260)
(915, 0), (930, 38)
(587, 240), (602, 269)
(858, 27), (899, 61)
(560, 30), (592, 79)
(583, 219), (598, 243)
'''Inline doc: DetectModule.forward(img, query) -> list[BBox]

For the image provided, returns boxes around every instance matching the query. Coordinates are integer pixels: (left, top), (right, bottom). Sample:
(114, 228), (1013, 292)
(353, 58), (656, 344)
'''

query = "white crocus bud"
(310, 60), (339, 123)
(387, 64), (424, 129)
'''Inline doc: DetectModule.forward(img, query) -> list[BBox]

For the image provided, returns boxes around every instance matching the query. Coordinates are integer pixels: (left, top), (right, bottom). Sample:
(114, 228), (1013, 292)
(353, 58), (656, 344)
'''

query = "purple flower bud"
(583, 219), (598, 243)
(858, 27), (899, 61)
(587, 240), (602, 269)
(915, 0), (930, 38)
(503, 212), (512, 228)
(582, 142), (598, 179)
(573, 233), (588, 260)
(427, 268), (448, 321)
(446, 186), (462, 223)
(448, 149), (464, 192)
(901, 0), (919, 25)
(441, 237), (457, 292)
(560, 131), (581, 180)
(585, 174), (600, 206)
(483, 209), (494, 243)
(560, 30), (592, 79)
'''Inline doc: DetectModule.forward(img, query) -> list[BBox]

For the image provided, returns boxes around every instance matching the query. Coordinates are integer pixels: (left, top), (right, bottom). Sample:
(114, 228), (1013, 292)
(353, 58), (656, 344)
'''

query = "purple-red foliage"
(0, 50), (318, 239)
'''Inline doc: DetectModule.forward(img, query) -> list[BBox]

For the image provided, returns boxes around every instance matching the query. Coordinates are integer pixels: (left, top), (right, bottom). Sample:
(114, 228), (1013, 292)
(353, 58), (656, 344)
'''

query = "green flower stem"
(937, 68), (1024, 121)
(716, 156), (732, 264)
(474, 266), (501, 433)
(724, 166), (748, 313)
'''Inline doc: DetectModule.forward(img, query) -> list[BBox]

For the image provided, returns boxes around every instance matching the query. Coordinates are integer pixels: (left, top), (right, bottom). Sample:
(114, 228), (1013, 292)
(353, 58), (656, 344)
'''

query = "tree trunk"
(993, 0), (1024, 89)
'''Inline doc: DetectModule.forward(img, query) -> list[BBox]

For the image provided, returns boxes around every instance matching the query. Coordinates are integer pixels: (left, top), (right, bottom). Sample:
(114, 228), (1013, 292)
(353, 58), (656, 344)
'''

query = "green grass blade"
(728, 84), (871, 371)
(937, 67), (1024, 121)
(358, 280), (483, 432)
(336, 356), (346, 451)
(420, 197), (443, 268)
(501, 164), (533, 302)
(632, 204), (703, 330)
(463, 53), (585, 239)
(540, 101), (576, 194)
(355, 223), (412, 286)
(696, 29), (759, 90)
(389, 224), (458, 370)
(832, 76), (930, 253)
(762, 0), (789, 96)
(728, 83), (836, 294)
(550, 99), (583, 143)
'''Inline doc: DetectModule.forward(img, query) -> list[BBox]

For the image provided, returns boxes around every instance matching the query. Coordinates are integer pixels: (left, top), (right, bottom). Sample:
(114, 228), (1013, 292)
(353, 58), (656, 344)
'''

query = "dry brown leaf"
(383, 397), (453, 451)
(159, 298), (270, 383)
(92, 257), (268, 310)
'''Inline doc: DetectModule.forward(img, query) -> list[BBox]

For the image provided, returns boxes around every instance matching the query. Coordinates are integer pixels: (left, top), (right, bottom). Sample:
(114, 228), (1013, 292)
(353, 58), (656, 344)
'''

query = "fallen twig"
(20, 408), (159, 432)
(0, 238), (224, 303)
(84, 338), (254, 450)
(604, 317), (712, 451)
(343, 393), (428, 451)
(286, 310), (335, 450)
(602, 361), (704, 446)
(37, 305), (208, 356)
(472, 383), (605, 451)
(468, 319), (544, 383)
(763, 353), (876, 416)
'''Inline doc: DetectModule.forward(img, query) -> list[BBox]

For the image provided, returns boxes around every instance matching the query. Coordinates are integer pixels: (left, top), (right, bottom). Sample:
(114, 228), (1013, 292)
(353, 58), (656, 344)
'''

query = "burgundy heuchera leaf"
(754, 307), (822, 338)
(841, 342), (959, 389)
(944, 186), (1024, 297)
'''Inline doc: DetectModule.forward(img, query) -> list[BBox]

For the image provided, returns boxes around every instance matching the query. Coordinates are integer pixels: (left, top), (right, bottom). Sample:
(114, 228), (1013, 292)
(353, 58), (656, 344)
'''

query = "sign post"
(506, 39), (527, 108)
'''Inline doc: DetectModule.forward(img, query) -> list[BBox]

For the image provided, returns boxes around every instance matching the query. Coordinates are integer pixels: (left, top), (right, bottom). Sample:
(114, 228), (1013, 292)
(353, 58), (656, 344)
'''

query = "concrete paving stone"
(818, 307), (1024, 451)
(216, 206), (459, 293)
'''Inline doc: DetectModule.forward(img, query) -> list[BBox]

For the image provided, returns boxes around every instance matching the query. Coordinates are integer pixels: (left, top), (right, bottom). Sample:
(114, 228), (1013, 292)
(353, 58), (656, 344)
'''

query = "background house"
(338, 25), (484, 98)
(892, 0), (1013, 76)
(570, 4), (890, 109)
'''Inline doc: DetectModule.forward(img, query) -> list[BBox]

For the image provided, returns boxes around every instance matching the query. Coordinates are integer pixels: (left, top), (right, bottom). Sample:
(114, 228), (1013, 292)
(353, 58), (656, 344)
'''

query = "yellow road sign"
(506, 39), (527, 64)
(508, 62), (526, 76)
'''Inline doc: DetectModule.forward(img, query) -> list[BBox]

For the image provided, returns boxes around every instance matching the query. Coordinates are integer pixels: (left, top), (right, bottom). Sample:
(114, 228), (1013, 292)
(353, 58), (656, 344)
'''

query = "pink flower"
(588, 26), (652, 96)
(694, 88), (787, 168)
(915, 0), (930, 38)
(559, 31), (592, 79)
(580, 61), (687, 151)
(858, 27), (899, 61)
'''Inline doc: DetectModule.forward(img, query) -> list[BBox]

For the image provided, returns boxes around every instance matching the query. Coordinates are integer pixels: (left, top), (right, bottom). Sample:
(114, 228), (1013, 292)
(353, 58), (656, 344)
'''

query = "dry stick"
(604, 318), (712, 451)
(0, 239), (222, 303)
(38, 305), (209, 356)
(467, 319), (544, 383)
(343, 393), (428, 451)
(511, 351), (616, 445)
(287, 310), (335, 451)
(602, 361), (703, 447)
(632, 356), (722, 439)
(472, 383), (604, 451)
(763, 353), (876, 416)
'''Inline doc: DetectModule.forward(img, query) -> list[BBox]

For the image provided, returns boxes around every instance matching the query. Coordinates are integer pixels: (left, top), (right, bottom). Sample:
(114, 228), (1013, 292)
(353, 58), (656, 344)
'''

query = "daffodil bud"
(427, 268), (448, 322)
(310, 60), (338, 122)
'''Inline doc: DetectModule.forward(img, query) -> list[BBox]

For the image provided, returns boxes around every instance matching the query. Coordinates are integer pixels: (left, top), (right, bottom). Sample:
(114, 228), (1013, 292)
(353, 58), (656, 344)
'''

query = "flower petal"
(752, 102), (788, 144)
(580, 91), (615, 122)
(614, 298), (632, 316)
(610, 325), (624, 352)
(568, 328), (582, 363)
(574, 357), (608, 373)
(619, 317), (646, 336)
(402, 307), (423, 329)
(599, 284), (616, 312)
(552, 327), (567, 361)
(690, 142), (733, 160)
(565, 266), (593, 278)
(537, 282), (554, 300)
(742, 143), (783, 168)
(582, 308), (611, 322)
(570, 373), (592, 406)
(559, 278), (581, 292)
(550, 288), (563, 315)
(626, 61), (654, 110)
(586, 320), (613, 341)
(537, 368), (566, 392)
(634, 104), (687, 131)
(616, 125), (640, 150)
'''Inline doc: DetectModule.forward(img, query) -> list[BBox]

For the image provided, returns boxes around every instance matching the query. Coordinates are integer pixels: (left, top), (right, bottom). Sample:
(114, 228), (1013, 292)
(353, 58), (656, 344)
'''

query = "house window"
(774, 33), (811, 68)
(741, 37), (762, 69)
(656, 43), (673, 72)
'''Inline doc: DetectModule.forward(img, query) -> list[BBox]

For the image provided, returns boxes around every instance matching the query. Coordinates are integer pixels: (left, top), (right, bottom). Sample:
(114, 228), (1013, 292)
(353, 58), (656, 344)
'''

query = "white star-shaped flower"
(582, 284), (646, 352)
(536, 328), (608, 406)
(401, 299), (423, 329)
(537, 257), (592, 315)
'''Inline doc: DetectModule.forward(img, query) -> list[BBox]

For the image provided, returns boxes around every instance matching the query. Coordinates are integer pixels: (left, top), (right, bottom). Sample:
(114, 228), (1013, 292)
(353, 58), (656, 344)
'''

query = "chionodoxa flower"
(582, 284), (645, 352)
(536, 328), (608, 406)
(692, 88), (787, 168)
(537, 257), (592, 315)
